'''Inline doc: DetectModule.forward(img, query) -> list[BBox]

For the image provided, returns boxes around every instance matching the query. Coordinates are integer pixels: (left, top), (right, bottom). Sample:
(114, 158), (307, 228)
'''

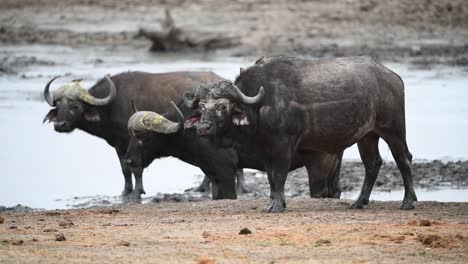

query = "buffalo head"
(42, 75), (116, 132)
(124, 102), (184, 168)
(184, 80), (264, 136)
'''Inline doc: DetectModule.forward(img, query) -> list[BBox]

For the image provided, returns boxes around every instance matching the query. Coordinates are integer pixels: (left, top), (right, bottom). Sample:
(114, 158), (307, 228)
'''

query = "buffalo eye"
(137, 140), (143, 147)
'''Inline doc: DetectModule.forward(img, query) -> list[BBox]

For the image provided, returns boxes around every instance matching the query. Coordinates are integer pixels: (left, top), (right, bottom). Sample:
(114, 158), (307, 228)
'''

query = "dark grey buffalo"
(125, 102), (343, 199)
(185, 56), (416, 212)
(42, 71), (229, 200)
(124, 102), (246, 199)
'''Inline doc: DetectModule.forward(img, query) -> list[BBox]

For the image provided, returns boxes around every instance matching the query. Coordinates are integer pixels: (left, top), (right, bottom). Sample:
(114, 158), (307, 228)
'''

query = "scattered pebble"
(419, 220), (432, 227)
(32, 238), (38, 242)
(11, 239), (23, 245)
(0, 216), (4, 224)
(9, 226), (18, 229)
(316, 239), (331, 245)
(43, 228), (58, 232)
(97, 209), (119, 214)
(239, 227), (252, 235)
(55, 233), (66, 241)
(202, 231), (211, 238)
(58, 220), (74, 228)
(197, 258), (215, 264)
(417, 234), (441, 245)
(116, 241), (130, 247)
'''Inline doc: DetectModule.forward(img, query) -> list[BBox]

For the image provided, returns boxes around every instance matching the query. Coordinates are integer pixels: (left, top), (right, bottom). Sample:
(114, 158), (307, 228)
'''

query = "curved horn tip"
(43, 75), (61, 106)
(170, 101), (185, 131)
(85, 74), (117, 106)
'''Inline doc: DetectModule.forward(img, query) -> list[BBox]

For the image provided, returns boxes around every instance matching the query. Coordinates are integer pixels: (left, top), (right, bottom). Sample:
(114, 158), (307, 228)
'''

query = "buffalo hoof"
(263, 199), (286, 213)
(349, 201), (364, 209)
(400, 201), (415, 210)
(362, 197), (370, 205)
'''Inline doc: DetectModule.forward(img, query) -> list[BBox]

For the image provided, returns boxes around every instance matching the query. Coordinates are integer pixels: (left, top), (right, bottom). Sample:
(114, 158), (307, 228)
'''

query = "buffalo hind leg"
(383, 135), (417, 210)
(303, 152), (331, 198)
(235, 169), (249, 194)
(329, 151), (344, 198)
(350, 133), (382, 209)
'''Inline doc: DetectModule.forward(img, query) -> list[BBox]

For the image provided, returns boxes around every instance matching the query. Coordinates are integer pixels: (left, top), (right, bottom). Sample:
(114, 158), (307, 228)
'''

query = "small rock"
(55, 233), (66, 241)
(9, 226), (18, 229)
(58, 220), (74, 228)
(419, 220), (432, 226)
(116, 241), (130, 247)
(32, 238), (38, 242)
(239, 227), (252, 235)
(0, 216), (4, 224)
(11, 239), (23, 245)
(43, 228), (58, 232)
(202, 231), (211, 238)
(316, 239), (331, 245)
(197, 258), (215, 264)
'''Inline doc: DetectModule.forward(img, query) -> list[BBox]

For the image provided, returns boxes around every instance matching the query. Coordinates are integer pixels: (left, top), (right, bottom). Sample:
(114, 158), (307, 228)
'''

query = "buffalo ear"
(183, 91), (199, 109)
(83, 108), (100, 122)
(43, 109), (57, 123)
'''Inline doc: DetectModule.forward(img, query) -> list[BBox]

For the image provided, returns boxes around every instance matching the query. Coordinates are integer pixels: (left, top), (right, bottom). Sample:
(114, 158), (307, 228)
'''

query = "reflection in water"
(341, 188), (468, 203)
(1, 46), (467, 209)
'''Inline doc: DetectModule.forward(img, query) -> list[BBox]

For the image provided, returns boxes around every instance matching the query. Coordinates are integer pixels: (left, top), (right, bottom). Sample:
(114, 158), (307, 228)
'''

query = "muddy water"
(1, 45), (467, 209)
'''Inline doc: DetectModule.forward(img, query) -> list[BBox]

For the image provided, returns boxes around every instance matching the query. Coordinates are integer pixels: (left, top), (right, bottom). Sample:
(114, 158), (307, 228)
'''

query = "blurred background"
(1, 0), (467, 209)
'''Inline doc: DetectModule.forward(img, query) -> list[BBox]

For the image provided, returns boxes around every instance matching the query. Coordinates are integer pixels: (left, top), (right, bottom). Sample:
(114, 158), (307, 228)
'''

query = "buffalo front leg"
(264, 143), (293, 213)
(202, 169), (237, 200)
(350, 133), (382, 209)
(118, 152), (133, 197)
(130, 167), (146, 201)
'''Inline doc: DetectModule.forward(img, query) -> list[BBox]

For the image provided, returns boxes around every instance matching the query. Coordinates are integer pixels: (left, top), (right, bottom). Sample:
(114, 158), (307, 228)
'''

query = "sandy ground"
(1, 199), (468, 263)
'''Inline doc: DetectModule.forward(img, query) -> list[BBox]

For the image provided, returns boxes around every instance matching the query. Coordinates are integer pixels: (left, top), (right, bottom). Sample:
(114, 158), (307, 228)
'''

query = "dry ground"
(1, 199), (467, 263)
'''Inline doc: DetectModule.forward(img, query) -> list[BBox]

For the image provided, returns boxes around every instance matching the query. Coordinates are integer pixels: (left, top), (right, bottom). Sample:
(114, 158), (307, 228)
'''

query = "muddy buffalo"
(42, 71), (233, 200)
(185, 56), (416, 212)
(126, 101), (343, 199)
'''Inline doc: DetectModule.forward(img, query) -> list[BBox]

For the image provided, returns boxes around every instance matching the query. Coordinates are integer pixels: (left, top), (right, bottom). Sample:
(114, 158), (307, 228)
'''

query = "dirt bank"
(1, 199), (467, 263)
(1, 0), (468, 65)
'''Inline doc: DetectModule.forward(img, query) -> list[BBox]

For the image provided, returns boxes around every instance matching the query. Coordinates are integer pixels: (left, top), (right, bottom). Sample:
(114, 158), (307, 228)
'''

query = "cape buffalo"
(185, 56), (416, 212)
(124, 99), (343, 200)
(42, 71), (234, 200)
